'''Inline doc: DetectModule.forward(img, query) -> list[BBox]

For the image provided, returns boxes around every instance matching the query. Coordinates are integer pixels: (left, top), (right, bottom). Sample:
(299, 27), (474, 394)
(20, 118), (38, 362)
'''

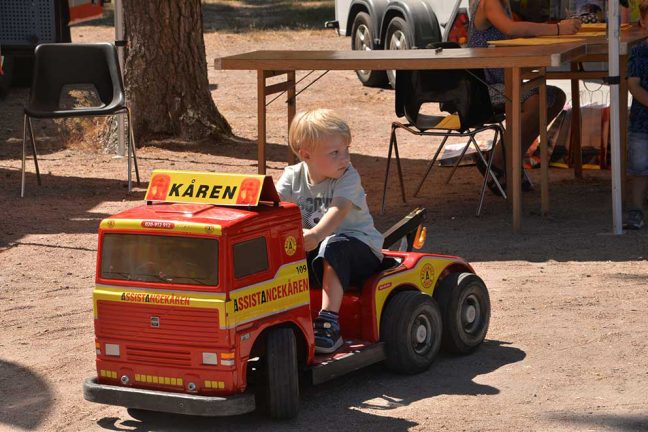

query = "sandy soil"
(0, 10), (647, 432)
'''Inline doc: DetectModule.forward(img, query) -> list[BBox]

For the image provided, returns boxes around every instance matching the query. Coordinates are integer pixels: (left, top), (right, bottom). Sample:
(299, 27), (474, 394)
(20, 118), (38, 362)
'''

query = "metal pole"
(115, 0), (126, 156)
(608, 1), (623, 234)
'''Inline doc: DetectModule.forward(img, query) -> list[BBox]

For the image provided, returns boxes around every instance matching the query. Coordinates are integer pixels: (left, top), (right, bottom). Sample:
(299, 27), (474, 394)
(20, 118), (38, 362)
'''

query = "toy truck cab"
(84, 170), (491, 420)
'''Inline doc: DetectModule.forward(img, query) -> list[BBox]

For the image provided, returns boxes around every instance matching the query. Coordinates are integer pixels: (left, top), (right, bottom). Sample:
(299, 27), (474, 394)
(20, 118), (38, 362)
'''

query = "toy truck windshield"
(100, 233), (219, 286)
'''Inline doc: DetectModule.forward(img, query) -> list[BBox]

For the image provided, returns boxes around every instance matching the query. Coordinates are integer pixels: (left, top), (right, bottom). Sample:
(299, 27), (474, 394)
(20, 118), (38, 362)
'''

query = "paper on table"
(579, 23), (632, 32)
(489, 37), (584, 46)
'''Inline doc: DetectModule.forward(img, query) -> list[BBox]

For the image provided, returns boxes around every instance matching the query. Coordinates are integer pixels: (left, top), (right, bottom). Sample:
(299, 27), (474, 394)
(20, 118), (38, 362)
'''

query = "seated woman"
(468, 0), (581, 193)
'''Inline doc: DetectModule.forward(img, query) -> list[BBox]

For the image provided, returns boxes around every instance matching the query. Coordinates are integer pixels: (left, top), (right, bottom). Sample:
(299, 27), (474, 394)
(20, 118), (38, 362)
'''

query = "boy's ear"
(299, 148), (310, 161)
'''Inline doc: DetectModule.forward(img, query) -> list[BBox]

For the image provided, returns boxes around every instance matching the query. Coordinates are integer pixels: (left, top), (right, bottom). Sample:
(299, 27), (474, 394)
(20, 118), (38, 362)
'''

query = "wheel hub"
(462, 294), (481, 334)
(415, 324), (428, 343)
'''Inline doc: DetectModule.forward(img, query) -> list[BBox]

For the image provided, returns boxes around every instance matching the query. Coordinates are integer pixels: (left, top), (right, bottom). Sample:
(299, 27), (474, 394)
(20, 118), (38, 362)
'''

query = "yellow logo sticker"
(420, 263), (435, 289)
(284, 236), (297, 256)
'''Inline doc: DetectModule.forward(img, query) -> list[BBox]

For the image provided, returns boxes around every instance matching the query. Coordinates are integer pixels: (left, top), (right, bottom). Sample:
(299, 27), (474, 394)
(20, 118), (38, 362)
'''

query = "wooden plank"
(539, 69), (549, 216)
(263, 81), (291, 96)
(214, 45), (586, 71)
(570, 62), (583, 178)
(287, 71), (296, 165)
(257, 70), (266, 175)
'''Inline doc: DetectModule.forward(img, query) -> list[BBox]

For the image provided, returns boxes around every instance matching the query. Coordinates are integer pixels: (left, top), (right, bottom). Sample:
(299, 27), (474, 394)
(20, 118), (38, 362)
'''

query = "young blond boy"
(625, 0), (648, 229)
(276, 109), (383, 353)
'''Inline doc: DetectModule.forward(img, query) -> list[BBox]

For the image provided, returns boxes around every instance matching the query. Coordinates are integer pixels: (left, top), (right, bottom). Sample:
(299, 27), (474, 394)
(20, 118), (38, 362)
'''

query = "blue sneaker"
(313, 314), (343, 354)
(624, 209), (645, 230)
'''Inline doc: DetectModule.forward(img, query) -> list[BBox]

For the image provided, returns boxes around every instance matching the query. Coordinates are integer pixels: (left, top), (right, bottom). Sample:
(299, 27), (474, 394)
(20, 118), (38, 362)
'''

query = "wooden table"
(215, 44), (587, 233)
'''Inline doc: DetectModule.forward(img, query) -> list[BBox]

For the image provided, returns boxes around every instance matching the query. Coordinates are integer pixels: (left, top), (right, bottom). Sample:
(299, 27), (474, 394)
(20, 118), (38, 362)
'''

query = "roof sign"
(145, 170), (280, 206)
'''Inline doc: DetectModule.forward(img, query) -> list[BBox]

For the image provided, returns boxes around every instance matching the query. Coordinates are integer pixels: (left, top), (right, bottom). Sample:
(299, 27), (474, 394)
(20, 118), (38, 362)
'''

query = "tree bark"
(122, 1), (231, 142)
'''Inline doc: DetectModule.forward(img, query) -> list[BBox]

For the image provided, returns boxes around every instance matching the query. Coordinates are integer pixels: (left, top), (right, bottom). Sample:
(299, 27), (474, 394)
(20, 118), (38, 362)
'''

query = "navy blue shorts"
(307, 234), (382, 291)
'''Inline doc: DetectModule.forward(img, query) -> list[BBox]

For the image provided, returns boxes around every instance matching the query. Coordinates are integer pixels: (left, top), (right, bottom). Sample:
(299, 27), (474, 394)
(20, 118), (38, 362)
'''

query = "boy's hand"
(302, 229), (320, 252)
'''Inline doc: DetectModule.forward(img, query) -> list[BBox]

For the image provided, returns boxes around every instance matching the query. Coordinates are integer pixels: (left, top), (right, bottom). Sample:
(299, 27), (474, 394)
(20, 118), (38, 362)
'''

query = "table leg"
(620, 55), (628, 202)
(570, 62), (583, 178)
(539, 69), (549, 216)
(287, 71), (296, 165)
(257, 69), (267, 175)
(505, 67), (523, 233)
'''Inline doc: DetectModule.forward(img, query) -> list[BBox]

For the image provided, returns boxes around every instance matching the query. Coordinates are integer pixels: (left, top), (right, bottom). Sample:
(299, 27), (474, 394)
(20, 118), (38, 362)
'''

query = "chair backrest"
(28, 43), (125, 112)
(395, 44), (494, 131)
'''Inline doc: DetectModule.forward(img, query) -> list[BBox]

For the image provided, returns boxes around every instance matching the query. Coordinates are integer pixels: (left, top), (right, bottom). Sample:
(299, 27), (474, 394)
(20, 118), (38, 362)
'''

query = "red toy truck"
(83, 169), (490, 419)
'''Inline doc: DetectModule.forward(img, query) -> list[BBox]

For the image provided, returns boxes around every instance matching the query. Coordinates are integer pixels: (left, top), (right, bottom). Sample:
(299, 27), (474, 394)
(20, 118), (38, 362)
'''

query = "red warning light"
(146, 174), (171, 201)
(236, 178), (261, 204)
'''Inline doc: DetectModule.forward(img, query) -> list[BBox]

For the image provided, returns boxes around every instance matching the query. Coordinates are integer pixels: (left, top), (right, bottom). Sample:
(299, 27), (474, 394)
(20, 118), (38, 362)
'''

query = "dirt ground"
(1, 5), (647, 432)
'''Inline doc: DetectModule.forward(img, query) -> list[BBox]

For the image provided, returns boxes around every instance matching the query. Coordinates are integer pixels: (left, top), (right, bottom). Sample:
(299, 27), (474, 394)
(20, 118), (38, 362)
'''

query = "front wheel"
(260, 327), (299, 419)
(351, 12), (388, 87)
(381, 291), (442, 374)
(435, 273), (490, 354)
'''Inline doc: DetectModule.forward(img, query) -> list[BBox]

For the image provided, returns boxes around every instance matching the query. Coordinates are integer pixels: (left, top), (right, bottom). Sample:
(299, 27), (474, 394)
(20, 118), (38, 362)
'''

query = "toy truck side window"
(232, 236), (269, 281)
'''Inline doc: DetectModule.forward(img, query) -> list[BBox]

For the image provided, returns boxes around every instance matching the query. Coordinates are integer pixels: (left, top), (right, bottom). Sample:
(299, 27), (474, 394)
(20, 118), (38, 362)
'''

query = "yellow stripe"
(100, 218), (221, 236)
(93, 285), (227, 327)
(227, 261), (310, 327)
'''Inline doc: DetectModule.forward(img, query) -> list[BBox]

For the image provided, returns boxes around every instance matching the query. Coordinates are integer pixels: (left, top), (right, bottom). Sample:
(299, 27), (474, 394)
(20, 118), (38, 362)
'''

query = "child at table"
(276, 109), (383, 353)
(625, 0), (648, 229)
(467, 0), (581, 194)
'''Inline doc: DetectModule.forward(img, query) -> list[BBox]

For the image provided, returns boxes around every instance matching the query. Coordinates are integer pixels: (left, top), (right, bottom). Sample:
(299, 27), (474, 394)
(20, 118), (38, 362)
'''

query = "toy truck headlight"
(105, 343), (120, 357)
(220, 352), (235, 366)
(202, 352), (218, 365)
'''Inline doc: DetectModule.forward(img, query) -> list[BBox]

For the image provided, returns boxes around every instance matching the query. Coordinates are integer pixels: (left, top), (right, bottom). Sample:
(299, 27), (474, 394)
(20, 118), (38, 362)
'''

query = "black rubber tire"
(381, 290), (442, 374)
(126, 408), (157, 421)
(385, 16), (412, 89)
(0, 54), (14, 99)
(262, 327), (299, 419)
(435, 272), (491, 354)
(351, 12), (388, 87)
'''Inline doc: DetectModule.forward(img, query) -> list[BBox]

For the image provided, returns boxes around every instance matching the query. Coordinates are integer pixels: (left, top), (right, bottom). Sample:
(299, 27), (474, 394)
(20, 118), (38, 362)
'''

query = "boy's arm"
(628, 77), (648, 107)
(302, 197), (353, 251)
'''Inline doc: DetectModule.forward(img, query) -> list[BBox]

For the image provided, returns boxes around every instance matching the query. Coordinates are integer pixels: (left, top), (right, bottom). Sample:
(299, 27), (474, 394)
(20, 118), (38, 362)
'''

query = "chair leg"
(414, 135), (448, 197)
(126, 108), (141, 191)
(476, 128), (507, 217)
(445, 137), (473, 184)
(21, 115), (27, 197)
(27, 117), (41, 186)
(392, 130), (407, 205)
(381, 127), (396, 215)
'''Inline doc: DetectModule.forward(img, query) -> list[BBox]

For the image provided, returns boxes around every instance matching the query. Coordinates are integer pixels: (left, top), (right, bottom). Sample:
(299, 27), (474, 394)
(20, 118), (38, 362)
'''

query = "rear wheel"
(260, 327), (299, 419)
(435, 272), (490, 354)
(381, 290), (442, 374)
(351, 12), (388, 87)
(385, 17), (412, 88)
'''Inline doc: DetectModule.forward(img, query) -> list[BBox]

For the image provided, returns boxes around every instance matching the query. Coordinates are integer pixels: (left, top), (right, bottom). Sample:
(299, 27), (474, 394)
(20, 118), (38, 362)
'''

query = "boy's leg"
(321, 260), (343, 313)
(625, 132), (648, 229)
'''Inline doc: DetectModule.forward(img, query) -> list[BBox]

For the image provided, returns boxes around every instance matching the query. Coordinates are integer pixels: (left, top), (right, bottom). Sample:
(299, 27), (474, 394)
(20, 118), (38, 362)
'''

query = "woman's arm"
(482, 0), (581, 37)
(302, 197), (353, 251)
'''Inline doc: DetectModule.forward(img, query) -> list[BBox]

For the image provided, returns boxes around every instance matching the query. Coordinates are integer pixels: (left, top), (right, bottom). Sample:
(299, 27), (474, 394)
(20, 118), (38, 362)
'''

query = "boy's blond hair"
(288, 109), (351, 156)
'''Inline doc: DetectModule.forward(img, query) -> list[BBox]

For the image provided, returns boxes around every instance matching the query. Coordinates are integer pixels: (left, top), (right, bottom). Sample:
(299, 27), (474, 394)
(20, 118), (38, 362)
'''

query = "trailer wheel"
(381, 291), (442, 374)
(435, 273), (490, 354)
(260, 327), (299, 419)
(385, 16), (413, 88)
(351, 12), (388, 87)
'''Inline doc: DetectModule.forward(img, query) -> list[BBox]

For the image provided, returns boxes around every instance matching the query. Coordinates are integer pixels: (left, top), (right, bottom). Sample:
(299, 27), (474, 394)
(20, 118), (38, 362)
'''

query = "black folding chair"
(21, 43), (140, 197)
(381, 54), (506, 216)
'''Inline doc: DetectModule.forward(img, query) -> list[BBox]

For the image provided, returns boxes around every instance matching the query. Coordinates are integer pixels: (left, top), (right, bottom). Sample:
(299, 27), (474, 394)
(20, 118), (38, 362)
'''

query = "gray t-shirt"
(276, 162), (383, 259)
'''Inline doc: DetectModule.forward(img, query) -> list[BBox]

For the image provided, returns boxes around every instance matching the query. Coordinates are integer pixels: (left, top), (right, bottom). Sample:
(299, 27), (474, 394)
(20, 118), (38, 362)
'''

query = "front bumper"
(83, 377), (255, 417)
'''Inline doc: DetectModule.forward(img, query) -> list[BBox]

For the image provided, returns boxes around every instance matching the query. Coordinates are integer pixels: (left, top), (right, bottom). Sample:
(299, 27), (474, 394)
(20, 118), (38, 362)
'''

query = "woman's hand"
(558, 18), (582, 35)
(302, 228), (320, 252)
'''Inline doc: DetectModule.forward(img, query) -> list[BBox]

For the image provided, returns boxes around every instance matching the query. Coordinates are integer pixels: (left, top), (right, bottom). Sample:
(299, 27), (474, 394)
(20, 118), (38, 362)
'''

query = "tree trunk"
(122, 1), (231, 142)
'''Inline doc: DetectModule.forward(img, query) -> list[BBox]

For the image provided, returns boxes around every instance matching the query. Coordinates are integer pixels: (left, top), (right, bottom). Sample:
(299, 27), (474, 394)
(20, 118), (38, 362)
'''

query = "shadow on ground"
(93, 340), (523, 432)
(0, 360), (53, 430)
(547, 413), (648, 431)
